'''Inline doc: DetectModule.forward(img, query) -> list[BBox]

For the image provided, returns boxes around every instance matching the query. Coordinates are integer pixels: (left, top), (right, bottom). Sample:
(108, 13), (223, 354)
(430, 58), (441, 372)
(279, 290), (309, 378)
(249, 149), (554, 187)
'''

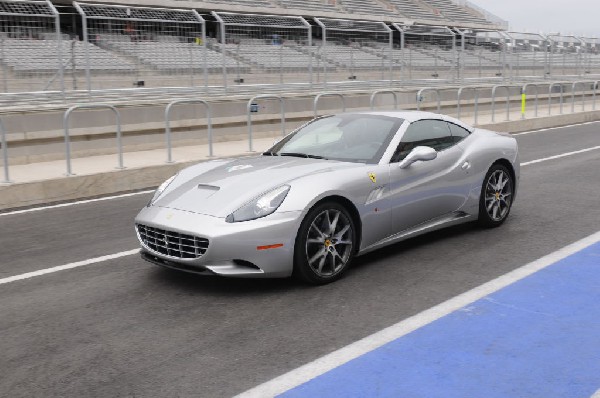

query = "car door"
(387, 119), (471, 234)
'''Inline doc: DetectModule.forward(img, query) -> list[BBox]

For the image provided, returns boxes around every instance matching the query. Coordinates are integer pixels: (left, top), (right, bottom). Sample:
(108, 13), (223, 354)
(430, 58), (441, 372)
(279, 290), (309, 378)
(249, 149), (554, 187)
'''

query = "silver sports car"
(135, 111), (519, 284)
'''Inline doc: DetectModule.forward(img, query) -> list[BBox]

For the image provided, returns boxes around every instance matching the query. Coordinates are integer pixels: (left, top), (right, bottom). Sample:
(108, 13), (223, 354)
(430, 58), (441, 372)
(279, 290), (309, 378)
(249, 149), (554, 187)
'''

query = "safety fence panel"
(505, 32), (548, 79)
(212, 12), (311, 88)
(394, 24), (456, 81)
(547, 34), (585, 78)
(314, 18), (392, 85)
(0, 0), (62, 93)
(581, 37), (600, 76)
(74, 2), (205, 91)
(457, 29), (510, 81)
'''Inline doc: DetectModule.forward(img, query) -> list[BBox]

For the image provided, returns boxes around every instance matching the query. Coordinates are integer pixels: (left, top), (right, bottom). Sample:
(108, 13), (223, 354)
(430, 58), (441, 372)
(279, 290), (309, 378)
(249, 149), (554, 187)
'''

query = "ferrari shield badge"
(368, 172), (376, 183)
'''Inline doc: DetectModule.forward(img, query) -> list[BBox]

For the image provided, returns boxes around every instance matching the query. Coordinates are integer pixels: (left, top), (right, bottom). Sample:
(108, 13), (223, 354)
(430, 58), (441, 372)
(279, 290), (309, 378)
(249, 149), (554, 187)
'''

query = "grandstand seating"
(221, 40), (334, 71)
(98, 35), (246, 73)
(279, 0), (342, 13)
(318, 42), (387, 69)
(338, 0), (397, 17)
(0, 38), (135, 73)
(203, 0), (276, 8)
(421, 0), (489, 24)
(387, 0), (446, 21)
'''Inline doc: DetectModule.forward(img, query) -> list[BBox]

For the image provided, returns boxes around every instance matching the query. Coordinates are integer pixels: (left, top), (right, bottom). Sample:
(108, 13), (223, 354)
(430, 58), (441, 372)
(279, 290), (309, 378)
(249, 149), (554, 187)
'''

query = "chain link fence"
(394, 24), (456, 81)
(0, 0), (599, 96)
(314, 18), (392, 85)
(457, 29), (510, 81)
(212, 11), (311, 87)
(547, 34), (585, 77)
(0, 0), (62, 93)
(74, 2), (205, 90)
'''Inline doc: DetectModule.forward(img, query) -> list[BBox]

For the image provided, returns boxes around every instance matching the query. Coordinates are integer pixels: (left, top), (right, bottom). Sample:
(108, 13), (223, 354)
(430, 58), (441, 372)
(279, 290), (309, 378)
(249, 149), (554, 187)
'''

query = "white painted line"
(514, 120), (600, 136)
(521, 146), (600, 166)
(236, 231), (600, 398)
(0, 190), (154, 217)
(0, 249), (139, 285)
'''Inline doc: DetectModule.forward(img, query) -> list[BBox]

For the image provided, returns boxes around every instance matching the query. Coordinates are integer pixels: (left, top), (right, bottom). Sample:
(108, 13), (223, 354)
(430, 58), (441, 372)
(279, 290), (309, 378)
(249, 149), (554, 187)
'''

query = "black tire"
(293, 201), (356, 285)
(478, 163), (514, 228)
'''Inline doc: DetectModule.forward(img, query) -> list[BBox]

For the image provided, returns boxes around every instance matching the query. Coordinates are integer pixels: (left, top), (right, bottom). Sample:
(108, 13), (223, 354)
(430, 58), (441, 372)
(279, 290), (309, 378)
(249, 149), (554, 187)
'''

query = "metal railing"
(0, 119), (10, 184)
(456, 86), (483, 123)
(164, 99), (213, 162)
(370, 90), (398, 110)
(6, 81), (600, 183)
(548, 82), (566, 115)
(521, 83), (547, 119)
(570, 81), (589, 113)
(313, 93), (346, 117)
(491, 85), (512, 122)
(247, 95), (286, 152)
(416, 88), (441, 112)
(63, 104), (123, 176)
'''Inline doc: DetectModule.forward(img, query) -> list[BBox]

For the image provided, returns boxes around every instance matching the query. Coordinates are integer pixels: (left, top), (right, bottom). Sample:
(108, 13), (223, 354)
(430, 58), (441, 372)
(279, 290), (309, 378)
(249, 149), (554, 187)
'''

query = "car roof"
(345, 111), (473, 131)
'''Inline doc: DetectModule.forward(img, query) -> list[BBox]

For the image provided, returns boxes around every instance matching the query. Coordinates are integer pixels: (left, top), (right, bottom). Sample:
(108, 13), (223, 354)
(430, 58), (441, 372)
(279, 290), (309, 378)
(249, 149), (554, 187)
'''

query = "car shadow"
(145, 221), (486, 295)
(349, 222), (479, 272)
(146, 266), (307, 296)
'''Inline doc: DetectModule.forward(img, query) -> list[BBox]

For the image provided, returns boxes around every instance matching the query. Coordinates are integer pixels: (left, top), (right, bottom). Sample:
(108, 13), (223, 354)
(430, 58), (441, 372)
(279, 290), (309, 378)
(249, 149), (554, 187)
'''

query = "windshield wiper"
(262, 151), (279, 156)
(280, 152), (327, 160)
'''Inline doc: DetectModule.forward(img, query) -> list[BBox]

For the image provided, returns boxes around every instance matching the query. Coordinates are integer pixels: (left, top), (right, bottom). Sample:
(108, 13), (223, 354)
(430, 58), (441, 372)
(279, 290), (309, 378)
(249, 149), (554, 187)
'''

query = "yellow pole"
(521, 93), (526, 116)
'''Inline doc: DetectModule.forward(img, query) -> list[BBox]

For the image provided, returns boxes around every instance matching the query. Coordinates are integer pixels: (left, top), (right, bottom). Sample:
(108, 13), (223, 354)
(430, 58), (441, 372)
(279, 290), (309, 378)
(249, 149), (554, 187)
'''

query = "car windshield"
(265, 114), (403, 164)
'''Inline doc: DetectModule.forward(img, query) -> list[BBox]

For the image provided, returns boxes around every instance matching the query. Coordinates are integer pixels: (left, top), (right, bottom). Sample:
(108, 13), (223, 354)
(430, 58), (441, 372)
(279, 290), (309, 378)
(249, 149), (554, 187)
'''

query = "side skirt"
(358, 212), (475, 256)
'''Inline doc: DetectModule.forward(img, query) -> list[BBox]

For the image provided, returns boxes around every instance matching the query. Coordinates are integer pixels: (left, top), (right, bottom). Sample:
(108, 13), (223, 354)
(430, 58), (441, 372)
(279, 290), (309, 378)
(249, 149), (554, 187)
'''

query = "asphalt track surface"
(1, 122), (599, 397)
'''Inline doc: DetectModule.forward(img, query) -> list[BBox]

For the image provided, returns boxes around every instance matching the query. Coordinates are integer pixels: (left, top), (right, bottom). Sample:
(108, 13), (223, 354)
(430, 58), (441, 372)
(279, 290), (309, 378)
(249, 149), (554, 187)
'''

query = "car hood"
(154, 156), (357, 217)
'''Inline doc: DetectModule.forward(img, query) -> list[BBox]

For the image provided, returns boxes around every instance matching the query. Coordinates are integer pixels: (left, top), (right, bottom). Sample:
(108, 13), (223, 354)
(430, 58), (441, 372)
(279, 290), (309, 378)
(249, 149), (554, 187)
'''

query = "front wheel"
(478, 164), (514, 227)
(293, 202), (356, 285)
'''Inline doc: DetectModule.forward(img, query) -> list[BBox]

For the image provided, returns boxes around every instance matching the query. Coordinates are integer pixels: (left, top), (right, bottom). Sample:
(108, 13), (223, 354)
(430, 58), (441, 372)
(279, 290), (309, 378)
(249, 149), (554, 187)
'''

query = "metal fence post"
(313, 93), (346, 117)
(594, 81), (598, 111)
(63, 104), (123, 176)
(571, 81), (588, 113)
(491, 85), (511, 122)
(247, 95), (286, 152)
(370, 90), (398, 110)
(416, 88), (440, 112)
(314, 19), (327, 88)
(211, 12), (228, 91)
(457, 86), (482, 121)
(0, 119), (11, 183)
(521, 83), (543, 119)
(548, 82), (565, 115)
(164, 99), (213, 163)
(73, 2), (91, 93)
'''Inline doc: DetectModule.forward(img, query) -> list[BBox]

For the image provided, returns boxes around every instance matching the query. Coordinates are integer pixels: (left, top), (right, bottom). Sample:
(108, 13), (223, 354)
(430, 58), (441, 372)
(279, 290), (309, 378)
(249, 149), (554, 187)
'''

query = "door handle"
(461, 161), (470, 170)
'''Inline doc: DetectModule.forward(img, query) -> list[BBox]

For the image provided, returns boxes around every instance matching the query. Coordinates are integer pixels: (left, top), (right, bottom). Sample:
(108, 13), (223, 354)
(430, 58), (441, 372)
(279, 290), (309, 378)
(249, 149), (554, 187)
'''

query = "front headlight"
(148, 174), (177, 206)
(226, 185), (290, 223)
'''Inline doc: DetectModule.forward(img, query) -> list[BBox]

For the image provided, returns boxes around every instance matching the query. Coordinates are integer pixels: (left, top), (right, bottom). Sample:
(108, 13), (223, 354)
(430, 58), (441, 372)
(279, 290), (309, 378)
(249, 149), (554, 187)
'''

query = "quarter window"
(391, 120), (455, 162)
(447, 122), (471, 143)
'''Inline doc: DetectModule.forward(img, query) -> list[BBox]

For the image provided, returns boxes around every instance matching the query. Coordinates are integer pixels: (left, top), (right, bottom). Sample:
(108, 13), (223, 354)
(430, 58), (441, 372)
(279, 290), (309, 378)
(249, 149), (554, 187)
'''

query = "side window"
(447, 122), (471, 143)
(391, 120), (454, 162)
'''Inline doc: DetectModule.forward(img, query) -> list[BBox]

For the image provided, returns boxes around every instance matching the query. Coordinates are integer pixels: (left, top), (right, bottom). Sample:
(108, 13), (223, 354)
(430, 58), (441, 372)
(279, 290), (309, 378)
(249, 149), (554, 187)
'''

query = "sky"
(470, 0), (599, 38)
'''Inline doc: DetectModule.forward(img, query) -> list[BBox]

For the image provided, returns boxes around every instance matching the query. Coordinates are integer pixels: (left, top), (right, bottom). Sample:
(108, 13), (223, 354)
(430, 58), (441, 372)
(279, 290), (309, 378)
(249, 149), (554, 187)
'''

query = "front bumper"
(134, 205), (303, 278)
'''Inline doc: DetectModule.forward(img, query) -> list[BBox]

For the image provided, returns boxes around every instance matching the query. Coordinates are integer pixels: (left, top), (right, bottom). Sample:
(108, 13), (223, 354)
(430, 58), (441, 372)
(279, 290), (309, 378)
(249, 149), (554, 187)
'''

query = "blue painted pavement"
(281, 242), (600, 398)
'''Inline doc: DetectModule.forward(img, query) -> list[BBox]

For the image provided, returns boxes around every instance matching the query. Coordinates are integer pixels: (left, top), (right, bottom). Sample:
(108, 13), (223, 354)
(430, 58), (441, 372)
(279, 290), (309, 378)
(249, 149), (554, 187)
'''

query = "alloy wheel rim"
(305, 209), (353, 277)
(485, 169), (513, 222)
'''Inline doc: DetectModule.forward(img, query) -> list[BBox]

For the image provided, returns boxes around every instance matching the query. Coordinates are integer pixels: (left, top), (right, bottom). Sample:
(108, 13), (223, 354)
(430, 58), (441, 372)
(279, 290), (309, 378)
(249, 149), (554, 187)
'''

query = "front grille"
(136, 224), (209, 259)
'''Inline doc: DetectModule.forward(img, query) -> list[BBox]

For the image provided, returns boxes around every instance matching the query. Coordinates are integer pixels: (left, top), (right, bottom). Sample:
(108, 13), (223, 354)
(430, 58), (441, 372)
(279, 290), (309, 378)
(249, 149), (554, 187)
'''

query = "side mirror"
(398, 146), (437, 169)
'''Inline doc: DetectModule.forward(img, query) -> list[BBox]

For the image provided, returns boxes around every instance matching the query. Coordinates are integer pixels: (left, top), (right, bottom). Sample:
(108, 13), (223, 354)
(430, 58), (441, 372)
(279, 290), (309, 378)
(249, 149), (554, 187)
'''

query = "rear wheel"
(293, 202), (356, 285)
(478, 164), (514, 227)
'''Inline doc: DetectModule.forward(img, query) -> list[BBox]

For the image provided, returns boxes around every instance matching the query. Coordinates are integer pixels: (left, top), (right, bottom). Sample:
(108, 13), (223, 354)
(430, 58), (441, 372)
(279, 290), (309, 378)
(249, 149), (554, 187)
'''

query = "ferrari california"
(135, 111), (519, 284)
